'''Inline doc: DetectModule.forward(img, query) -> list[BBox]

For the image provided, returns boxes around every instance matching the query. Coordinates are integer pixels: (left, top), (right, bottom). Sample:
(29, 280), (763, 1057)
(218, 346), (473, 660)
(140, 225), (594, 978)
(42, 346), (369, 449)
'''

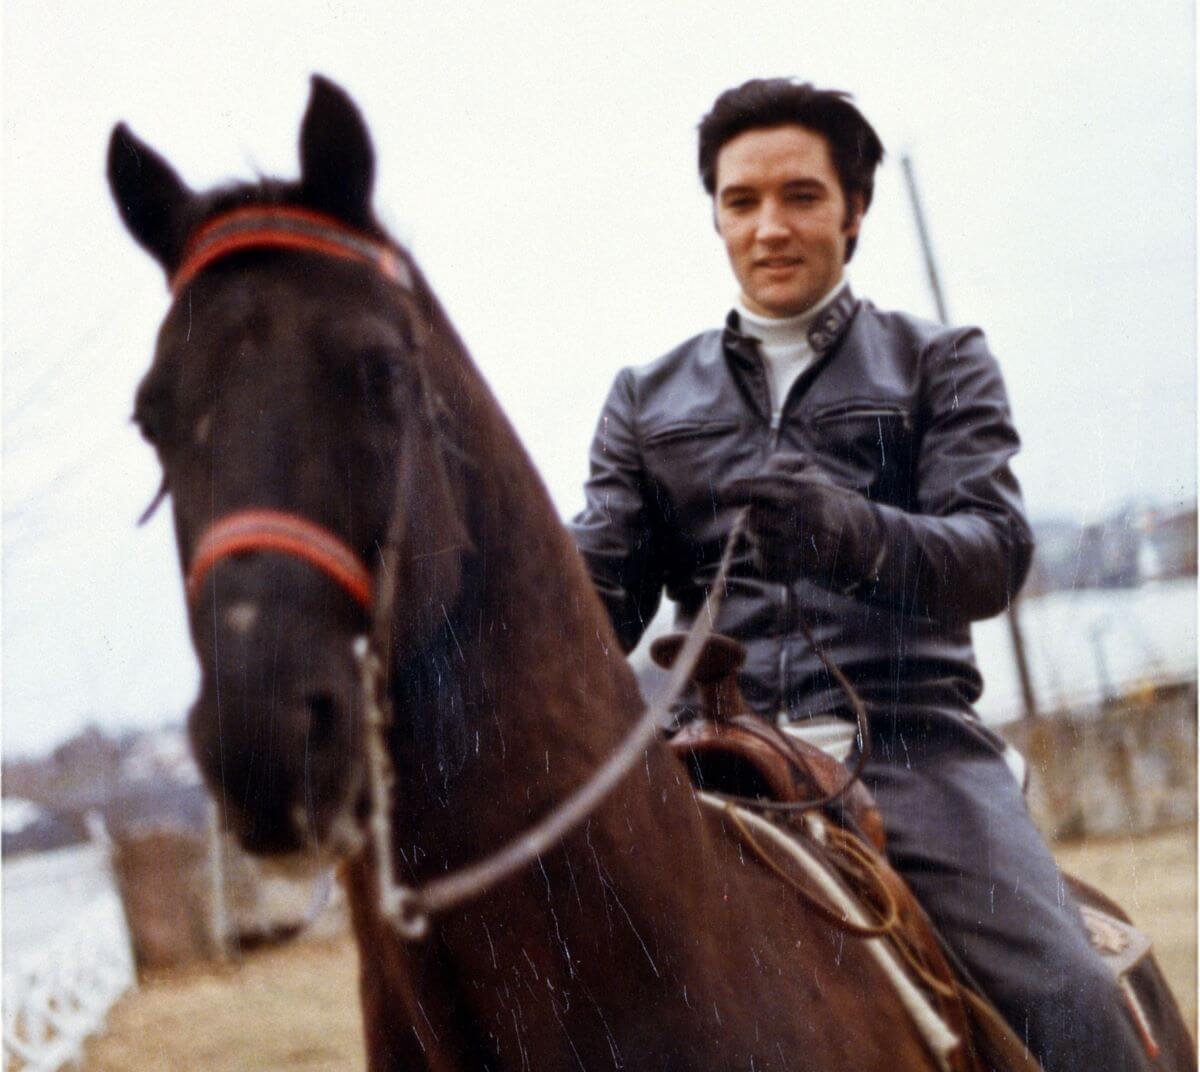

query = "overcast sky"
(3, 0), (1195, 757)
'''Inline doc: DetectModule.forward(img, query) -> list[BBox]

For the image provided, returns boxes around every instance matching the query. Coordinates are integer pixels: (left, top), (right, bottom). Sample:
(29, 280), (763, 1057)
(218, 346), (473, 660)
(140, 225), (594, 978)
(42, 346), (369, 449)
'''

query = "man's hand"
(719, 452), (884, 590)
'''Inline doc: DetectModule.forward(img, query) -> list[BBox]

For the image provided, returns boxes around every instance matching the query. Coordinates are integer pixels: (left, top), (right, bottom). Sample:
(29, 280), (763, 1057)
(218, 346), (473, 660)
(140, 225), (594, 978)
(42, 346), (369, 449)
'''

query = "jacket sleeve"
(568, 368), (667, 652)
(861, 327), (1035, 623)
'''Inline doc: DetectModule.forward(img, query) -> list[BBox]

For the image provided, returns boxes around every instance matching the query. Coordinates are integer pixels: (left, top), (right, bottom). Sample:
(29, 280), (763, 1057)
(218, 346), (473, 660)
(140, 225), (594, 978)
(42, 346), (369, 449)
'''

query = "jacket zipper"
(770, 401), (789, 711)
(751, 346), (795, 712)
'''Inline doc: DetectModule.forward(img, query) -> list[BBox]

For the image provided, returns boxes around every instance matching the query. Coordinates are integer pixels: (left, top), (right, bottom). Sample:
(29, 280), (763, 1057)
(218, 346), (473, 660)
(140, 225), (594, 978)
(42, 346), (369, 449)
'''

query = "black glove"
(719, 452), (885, 591)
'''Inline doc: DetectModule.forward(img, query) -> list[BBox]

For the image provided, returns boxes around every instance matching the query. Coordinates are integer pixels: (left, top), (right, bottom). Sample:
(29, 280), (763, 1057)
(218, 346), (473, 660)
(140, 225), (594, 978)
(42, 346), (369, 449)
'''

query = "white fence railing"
(3, 878), (135, 1071)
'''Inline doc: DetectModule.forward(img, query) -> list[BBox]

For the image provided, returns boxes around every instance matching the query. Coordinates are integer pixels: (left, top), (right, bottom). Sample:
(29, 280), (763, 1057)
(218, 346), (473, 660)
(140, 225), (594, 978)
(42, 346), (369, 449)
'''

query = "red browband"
(187, 509), (373, 611)
(170, 205), (411, 294)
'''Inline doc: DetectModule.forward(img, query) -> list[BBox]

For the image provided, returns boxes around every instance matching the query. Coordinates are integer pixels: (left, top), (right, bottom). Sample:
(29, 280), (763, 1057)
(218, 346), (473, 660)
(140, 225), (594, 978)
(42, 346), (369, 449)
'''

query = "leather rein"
(175, 204), (871, 944)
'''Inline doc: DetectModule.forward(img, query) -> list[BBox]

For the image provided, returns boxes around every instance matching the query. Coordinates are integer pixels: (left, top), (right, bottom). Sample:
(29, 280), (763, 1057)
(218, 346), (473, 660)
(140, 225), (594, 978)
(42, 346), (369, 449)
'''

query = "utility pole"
(900, 154), (1040, 720)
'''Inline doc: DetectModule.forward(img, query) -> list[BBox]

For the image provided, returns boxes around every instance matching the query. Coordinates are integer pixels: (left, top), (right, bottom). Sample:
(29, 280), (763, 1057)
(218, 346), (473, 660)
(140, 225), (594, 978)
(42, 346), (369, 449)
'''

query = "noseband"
(173, 205), (412, 611)
(187, 509), (373, 610)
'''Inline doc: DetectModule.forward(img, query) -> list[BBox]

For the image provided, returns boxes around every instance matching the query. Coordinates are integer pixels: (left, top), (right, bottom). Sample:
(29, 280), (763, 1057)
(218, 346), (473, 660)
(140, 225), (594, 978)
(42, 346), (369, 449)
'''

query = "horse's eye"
(360, 349), (399, 399)
(133, 369), (176, 449)
(133, 405), (165, 447)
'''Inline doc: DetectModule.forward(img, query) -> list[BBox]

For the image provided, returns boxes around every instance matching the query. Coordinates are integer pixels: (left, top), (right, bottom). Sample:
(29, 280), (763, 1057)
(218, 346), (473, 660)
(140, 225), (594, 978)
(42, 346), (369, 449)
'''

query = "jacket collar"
(720, 284), (859, 420)
(722, 282), (858, 360)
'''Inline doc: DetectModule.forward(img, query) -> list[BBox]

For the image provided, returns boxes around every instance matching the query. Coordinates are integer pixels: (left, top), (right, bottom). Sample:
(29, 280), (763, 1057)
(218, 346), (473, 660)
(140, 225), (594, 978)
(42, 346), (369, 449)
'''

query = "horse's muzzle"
(187, 612), (368, 859)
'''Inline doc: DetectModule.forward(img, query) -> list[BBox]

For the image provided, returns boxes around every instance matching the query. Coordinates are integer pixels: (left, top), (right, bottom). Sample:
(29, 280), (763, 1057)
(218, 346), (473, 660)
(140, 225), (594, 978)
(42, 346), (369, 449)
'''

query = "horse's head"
(109, 77), (470, 861)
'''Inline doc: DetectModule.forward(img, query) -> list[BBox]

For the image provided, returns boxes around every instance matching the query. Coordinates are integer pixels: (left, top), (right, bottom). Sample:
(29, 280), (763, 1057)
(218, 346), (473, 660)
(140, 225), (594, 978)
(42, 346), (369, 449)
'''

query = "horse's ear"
(298, 75), (375, 228)
(107, 123), (194, 274)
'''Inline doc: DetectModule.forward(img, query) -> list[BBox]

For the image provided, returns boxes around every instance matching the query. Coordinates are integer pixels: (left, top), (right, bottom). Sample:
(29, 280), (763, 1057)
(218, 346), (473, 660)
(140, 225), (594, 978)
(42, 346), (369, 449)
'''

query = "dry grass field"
(82, 827), (1195, 1071)
(81, 935), (368, 1072)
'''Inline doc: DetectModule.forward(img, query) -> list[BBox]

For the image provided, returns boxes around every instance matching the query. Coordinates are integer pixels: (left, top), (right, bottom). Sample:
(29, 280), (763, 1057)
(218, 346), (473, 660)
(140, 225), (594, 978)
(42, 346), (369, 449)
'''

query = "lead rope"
(358, 507), (752, 940)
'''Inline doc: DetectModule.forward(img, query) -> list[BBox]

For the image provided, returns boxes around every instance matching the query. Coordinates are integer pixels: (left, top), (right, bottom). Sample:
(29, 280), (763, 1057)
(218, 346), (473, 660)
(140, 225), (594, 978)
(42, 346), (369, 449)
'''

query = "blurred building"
(1139, 504), (1198, 581)
(1027, 501), (1196, 594)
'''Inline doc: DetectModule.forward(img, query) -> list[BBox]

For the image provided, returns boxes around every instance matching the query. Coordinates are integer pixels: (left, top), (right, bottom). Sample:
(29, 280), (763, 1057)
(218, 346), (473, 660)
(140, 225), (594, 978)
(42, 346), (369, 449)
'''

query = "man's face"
(714, 124), (862, 318)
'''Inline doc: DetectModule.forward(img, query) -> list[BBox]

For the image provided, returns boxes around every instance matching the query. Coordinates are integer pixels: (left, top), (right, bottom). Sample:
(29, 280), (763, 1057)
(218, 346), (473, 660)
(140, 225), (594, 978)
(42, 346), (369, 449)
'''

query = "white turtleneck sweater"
(735, 278), (848, 419)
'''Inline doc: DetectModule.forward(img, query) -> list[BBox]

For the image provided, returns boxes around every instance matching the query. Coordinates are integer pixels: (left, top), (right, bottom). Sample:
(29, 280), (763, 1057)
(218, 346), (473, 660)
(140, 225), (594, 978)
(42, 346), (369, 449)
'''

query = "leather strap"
(171, 205), (412, 294)
(187, 508), (373, 610)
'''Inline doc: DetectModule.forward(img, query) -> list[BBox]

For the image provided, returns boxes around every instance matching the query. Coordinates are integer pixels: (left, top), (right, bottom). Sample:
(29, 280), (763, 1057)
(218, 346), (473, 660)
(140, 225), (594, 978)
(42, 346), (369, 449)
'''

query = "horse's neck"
(391, 388), (649, 862)
(380, 345), (737, 1046)
(357, 311), (948, 1072)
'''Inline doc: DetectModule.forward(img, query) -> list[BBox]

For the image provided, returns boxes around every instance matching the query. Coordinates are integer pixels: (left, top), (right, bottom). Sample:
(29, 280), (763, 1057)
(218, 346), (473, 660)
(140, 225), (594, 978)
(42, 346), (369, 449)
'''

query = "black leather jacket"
(569, 287), (1035, 722)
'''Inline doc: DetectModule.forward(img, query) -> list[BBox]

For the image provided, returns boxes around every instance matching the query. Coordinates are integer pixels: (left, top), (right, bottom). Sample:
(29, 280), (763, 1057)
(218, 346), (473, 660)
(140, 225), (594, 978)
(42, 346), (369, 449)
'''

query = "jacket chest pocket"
(804, 401), (916, 507)
(642, 418), (755, 525)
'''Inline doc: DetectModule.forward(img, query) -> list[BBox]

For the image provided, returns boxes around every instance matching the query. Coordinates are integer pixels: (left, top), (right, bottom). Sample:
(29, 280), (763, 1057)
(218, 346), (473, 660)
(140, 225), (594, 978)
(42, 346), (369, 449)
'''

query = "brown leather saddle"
(652, 632), (1050, 1072)
(653, 632), (1187, 1071)
(651, 631), (886, 850)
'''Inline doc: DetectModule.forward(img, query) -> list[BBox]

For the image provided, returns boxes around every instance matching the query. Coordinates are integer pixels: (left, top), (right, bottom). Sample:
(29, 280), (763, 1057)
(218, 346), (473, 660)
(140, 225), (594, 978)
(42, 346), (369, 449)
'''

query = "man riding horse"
(570, 78), (1152, 1072)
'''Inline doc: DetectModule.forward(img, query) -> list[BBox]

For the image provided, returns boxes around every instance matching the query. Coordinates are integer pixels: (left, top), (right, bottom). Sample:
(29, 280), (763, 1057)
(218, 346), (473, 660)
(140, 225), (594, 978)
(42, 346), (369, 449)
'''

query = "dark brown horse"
(104, 77), (1171, 1072)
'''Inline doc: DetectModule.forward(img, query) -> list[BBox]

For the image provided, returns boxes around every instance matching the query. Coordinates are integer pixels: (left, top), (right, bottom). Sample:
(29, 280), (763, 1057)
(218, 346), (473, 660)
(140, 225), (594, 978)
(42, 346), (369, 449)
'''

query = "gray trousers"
(859, 716), (1152, 1072)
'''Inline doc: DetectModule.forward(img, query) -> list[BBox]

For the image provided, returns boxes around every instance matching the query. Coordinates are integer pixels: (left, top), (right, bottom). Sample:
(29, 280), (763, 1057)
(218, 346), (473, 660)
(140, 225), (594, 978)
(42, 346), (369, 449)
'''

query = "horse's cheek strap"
(186, 509), (373, 610)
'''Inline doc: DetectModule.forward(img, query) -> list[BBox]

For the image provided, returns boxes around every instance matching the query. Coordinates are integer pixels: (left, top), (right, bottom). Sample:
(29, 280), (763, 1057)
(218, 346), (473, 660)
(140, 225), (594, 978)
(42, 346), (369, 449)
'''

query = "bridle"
(171, 203), (412, 295)
(176, 205), (409, 615)
(172, 204), (869, 947)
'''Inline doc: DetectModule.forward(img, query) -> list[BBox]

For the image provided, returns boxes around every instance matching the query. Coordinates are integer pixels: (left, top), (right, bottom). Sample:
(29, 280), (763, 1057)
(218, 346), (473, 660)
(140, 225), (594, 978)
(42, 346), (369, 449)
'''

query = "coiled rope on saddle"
(700, 795), (962, 1072)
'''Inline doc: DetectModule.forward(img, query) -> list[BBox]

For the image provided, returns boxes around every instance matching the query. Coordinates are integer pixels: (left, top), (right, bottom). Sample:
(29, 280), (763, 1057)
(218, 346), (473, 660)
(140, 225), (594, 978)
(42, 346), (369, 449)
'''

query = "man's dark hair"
(698, 79), (885, 262)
